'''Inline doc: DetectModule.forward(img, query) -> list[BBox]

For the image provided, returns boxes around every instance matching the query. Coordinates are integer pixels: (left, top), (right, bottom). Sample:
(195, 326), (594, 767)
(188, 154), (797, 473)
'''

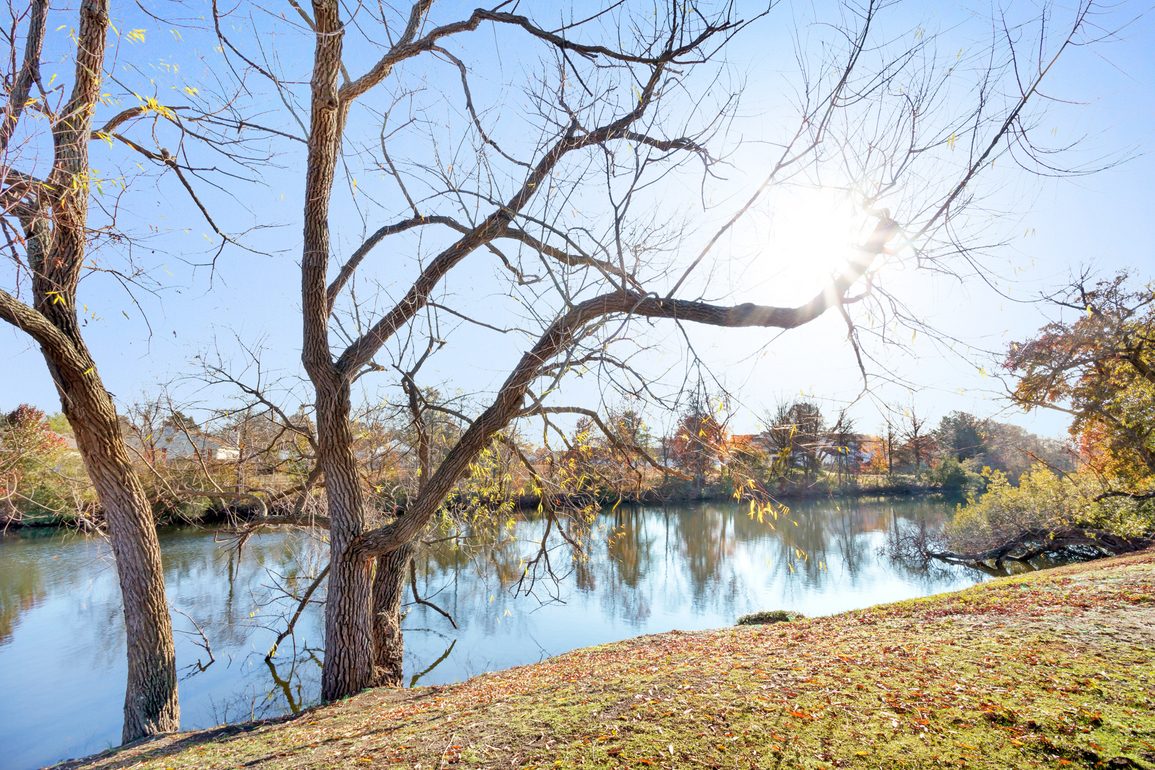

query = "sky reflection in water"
(0, 497), (983, 770)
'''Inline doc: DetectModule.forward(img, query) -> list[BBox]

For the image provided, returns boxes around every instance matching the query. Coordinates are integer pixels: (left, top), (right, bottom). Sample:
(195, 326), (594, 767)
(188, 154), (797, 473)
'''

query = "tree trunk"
(371, 539), (416, 687)
(0, 0), (180, 738)
(48, 353), (179, 742)
(316, 376), (375, 701)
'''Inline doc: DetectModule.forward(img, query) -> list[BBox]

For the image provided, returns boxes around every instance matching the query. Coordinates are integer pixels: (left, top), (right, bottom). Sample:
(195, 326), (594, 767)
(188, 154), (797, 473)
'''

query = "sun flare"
(740, 187), (873, 301)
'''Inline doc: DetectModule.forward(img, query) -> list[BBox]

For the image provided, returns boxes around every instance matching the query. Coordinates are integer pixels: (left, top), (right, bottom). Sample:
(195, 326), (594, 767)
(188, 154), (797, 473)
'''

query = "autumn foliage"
(0, 405), (70, 522)
(1006, 273), (1155, 492)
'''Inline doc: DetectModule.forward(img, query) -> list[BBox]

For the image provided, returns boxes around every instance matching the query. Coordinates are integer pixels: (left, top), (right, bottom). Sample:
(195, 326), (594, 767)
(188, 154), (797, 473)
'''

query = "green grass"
(59, 551), (1155, 769)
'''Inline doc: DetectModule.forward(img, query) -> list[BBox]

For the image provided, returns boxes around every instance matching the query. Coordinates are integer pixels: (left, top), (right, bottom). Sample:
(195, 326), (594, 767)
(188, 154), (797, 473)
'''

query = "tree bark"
(371, 539), (416, 687)
(314, 376), (375, 701)
(0, 0), (179, 742)
(61, 367), (180, 742)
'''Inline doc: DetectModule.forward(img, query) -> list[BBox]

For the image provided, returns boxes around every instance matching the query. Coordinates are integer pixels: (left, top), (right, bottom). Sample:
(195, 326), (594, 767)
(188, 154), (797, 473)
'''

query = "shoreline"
(5, 482), (961, 532)
(57, 549), (1155, 770)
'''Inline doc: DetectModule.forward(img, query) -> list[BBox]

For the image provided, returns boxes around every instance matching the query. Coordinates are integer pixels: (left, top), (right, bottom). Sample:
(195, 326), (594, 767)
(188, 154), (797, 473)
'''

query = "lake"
(0, 497), (984, 770)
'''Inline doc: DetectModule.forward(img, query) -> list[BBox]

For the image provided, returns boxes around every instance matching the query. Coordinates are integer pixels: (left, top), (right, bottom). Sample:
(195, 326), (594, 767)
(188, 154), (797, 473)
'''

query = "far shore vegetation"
(0, 395), (1073, 530)
(7, 273), (1155, 569)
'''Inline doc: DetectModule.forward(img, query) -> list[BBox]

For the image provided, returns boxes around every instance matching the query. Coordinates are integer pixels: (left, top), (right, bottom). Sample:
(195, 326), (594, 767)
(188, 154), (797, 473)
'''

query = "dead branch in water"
(929, 527), (1152, 570)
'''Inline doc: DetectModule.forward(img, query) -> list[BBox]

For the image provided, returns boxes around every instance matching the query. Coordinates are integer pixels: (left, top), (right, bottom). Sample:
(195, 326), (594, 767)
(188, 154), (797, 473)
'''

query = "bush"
(933, 457), (981, 491)
(947, 466), (1155, 553)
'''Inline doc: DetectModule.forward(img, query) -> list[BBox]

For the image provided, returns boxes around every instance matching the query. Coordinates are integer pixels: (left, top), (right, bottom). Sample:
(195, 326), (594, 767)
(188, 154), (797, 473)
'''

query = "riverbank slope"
(61, 551), (1155, 770)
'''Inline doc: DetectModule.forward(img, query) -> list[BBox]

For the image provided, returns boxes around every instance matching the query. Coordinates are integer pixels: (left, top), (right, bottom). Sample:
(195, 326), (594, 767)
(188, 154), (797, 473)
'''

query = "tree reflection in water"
(1, 498), (983, 770)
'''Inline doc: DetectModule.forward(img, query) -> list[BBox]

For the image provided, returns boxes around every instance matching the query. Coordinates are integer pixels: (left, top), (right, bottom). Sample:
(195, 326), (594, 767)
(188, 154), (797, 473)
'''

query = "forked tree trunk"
(371, 540), (416, 686)
(46, 351), (179, 742)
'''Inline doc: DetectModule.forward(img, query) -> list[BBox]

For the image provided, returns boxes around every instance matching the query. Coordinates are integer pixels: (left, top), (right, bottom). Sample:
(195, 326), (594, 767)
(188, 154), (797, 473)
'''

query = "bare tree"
(766, 399), (827, 487)
(205, 0), (1114, 701)
(0, 0), (183, 741)
(0, 0), (267, 742)
(826, 410), (860, 487)
(900, 406), (935, 477)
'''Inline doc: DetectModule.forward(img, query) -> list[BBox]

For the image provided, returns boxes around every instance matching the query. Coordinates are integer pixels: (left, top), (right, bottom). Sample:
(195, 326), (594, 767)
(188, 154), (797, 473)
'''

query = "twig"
(171, 605), (214, 674)
(439, 733), (458, 770)
(409, 560), (457, 628)
(266, 564), (330, 660)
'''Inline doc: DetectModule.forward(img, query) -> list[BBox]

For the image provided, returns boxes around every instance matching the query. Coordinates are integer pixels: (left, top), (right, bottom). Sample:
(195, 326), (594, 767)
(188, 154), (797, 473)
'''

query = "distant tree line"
(2, 390), (1082, 529)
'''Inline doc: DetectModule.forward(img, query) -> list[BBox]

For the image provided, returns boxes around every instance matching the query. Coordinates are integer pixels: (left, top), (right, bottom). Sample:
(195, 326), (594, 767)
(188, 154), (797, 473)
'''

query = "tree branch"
(0, 0), (48, 154)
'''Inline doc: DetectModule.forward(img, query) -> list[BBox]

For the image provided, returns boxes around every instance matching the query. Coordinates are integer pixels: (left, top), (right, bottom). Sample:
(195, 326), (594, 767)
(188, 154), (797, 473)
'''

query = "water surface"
(0, 498), (981, 770)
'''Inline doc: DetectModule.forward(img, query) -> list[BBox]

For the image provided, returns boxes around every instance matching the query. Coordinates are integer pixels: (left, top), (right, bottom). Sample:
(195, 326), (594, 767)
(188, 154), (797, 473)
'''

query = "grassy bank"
(61, 553), (1155, 770)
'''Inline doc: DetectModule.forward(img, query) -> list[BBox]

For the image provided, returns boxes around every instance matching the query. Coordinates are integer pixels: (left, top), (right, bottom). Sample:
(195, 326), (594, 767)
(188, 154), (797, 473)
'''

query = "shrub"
(736, 609), (804, 626)
(933, 457), (981, 491)
(947, 466), (1155, 553)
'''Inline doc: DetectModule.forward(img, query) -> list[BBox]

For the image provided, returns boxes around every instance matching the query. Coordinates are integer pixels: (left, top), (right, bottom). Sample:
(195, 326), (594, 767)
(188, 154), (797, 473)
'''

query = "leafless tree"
(881, 415), (899, 477)
(765, 399), (827, 486)
(0, 0), (270, 742)
(0, 0), (182, 740)
(900, 406), (935, 476)
(206, 0), (1116, 701)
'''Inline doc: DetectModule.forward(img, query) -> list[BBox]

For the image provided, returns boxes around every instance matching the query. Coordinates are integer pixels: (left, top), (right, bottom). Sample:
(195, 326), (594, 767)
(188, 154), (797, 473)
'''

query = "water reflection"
(401, 498), (980, 686)
(0, 498), (982, 770)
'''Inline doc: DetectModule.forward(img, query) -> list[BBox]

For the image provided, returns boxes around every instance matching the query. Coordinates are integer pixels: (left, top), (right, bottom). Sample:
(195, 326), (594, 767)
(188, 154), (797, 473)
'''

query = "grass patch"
(60, 551), (1155, 769)
(736, 609), (805, 626)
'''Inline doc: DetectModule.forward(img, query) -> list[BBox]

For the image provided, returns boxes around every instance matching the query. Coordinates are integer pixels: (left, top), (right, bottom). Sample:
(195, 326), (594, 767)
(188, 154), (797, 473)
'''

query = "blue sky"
(1, 0), (1152, 442)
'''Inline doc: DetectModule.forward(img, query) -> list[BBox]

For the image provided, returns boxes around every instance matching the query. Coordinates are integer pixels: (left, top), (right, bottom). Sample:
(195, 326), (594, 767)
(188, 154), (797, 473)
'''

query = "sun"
(739, 186), (873, 301)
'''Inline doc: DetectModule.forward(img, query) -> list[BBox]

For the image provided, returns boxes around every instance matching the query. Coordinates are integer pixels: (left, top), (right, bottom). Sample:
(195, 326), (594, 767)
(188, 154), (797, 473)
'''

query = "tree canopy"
(1006, 273), (1155, 493)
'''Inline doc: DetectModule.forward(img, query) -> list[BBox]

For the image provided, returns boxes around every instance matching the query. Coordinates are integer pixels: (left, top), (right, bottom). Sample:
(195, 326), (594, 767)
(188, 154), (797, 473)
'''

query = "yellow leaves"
(138, 95), (175, 120)
(183, 86), (200, 98)
(947, 133), (956, 150)
(125, 28), (147, 44)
